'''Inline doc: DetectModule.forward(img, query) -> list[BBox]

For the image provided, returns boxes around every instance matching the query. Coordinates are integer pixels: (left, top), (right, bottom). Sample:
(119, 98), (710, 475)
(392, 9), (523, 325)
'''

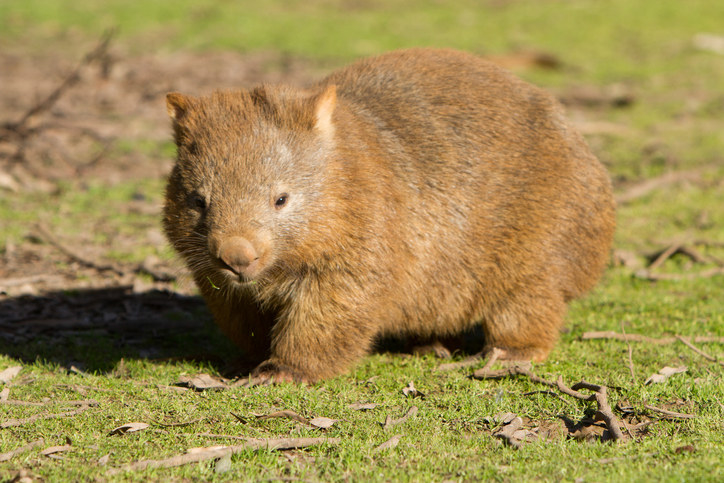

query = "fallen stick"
(635, 267), (724, 281)
(473, 364), (625, 442)
(34, 223), (127, 277)
(3, 29), (114, 135)
(32, 224), (176, 282)
(647, 243), (684, 271)
(571, 381), (625, 441)
(0, 398), (99, 407)
(644, 404), (696, 419)
(0, 439), (44, 462)
(108, 437), (339, 473)
(676, 336), (724, 366)
(582, 331), (724, 344)
(1, 406), (92, 428)
(615, 168), (706, 205)
(0, 274), (65, 288)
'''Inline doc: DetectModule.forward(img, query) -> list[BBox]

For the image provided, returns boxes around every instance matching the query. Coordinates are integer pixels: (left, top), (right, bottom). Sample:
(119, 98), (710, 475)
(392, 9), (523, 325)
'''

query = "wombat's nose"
(217, 237), (259, 276)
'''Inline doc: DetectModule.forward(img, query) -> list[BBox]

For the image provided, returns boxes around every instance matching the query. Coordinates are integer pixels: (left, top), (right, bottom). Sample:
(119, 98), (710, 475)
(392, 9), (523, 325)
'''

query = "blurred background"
(0, 0), (722, 300)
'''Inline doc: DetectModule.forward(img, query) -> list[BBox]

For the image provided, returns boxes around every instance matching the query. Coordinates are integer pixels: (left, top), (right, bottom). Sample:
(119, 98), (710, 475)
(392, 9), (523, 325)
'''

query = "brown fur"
(163, 48), (615, 383)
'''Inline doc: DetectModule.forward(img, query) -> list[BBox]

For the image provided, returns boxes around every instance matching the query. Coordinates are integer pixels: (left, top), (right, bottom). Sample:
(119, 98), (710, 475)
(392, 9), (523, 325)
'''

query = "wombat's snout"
(216, 236), (260, 278)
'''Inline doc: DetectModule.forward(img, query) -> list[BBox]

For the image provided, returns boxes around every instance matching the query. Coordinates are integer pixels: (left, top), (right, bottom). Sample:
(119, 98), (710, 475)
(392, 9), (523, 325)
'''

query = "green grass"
(1, 0), (724, 481)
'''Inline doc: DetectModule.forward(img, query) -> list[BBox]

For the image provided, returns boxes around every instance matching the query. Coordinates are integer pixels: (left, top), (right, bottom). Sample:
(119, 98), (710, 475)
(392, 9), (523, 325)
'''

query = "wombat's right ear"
(166, 93), (191, 122)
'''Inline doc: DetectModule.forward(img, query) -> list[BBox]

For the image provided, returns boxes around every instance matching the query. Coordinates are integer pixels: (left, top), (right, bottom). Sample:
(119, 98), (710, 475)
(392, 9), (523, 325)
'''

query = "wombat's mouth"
(213, 260), (268, 288)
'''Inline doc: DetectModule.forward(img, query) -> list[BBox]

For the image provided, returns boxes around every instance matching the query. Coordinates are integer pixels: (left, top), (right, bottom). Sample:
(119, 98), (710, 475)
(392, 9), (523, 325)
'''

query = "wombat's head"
(163, 85), (337, 292)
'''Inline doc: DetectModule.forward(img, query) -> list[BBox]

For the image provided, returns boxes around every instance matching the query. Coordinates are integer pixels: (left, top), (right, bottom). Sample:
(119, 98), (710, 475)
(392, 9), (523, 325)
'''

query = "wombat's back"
(321, 49), (615, 349)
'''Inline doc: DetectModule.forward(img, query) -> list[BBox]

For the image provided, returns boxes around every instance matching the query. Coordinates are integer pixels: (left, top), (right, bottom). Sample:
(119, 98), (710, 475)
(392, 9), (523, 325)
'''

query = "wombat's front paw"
(241, 360), (308, 386)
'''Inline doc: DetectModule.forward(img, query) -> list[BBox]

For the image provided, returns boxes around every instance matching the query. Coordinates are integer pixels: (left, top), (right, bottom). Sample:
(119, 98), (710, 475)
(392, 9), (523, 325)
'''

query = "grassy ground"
(1, 1), (723, 481)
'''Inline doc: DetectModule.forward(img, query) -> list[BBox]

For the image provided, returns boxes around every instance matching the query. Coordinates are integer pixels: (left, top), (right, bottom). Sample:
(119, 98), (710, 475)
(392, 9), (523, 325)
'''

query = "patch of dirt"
(0, 42), (318, 189)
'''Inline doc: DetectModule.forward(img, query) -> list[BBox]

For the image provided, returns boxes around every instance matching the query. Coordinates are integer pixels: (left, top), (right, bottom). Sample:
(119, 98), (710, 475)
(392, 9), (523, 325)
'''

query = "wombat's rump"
(163, 48), (615, 383)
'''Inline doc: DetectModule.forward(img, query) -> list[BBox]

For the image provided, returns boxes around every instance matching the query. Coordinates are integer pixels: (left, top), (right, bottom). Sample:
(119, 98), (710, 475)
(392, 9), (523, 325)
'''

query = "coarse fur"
(163, 48), (616, 383)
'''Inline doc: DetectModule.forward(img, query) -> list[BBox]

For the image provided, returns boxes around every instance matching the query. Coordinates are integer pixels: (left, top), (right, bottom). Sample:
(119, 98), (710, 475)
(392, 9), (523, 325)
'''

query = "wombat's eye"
(189, 193), (207, 211)
(274, 193), (289, 209)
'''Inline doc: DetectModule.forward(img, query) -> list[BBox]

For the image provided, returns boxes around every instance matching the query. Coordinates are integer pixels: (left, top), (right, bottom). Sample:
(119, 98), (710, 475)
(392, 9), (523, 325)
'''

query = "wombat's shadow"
(0, 287), (486, 375)
(0, 287), (226, 374)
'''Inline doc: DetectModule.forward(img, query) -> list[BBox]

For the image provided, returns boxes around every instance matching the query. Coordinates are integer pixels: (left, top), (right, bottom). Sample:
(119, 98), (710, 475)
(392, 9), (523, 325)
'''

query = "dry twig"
(644, 404), (696, 419)
(107, 437), (339, 473)
(0, 274), (65, 289)
(570, 381), (625, 441)
(473, 364), (625, 442)
(1, 406), (92, 428)
(615, 168), (706, 205)
(582, 331), (724, 344)
(635, 267), (724, 281)
(675, 336), (723, 366)
(0, 439), (44, 462)
(2, 30), (114, 137)
(0, 398), (98, 407)
(34, 223), (127, 277)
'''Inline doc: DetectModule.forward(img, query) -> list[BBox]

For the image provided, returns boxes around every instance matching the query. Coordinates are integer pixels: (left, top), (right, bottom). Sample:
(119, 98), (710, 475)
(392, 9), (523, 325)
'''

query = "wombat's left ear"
(313, 85), (337, 137)
(166, 93), (191, 122)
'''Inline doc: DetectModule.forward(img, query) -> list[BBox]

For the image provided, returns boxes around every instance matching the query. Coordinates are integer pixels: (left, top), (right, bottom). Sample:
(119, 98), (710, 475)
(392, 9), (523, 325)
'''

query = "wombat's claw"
(239, 374), (274, 387)
(240, 361), (306, 386)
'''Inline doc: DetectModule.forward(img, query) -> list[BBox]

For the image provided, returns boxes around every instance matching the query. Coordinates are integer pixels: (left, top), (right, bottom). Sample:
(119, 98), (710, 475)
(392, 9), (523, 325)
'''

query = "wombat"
(163, 48), (615, 384)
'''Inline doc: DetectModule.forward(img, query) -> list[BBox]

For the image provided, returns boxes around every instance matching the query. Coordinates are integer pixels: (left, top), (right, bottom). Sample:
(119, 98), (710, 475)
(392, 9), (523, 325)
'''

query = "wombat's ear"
(313, 85), (337, 137)
(166, 93), (191, 122)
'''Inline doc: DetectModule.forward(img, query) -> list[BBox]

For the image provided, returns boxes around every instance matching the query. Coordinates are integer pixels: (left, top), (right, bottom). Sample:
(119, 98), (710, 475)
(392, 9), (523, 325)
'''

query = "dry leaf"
(176, 373), (228, 391)
(215, 451), (232, 473)
(98, 454), (110, 465)
(489, 412), (517, 426)
(309, 417), (338, 429)
(402, 381), (425, 399)
(0, 366), (22, 384)
(675, 445), (695, 454)
(374, 434), (403, 452)
(645, 366), (687, 385)
(256, 410), (309, 425)
(0, 387), (9, 401)
(41, 444), (72, 456)
(348, 402), (378, 411)
(493, 416), (524, 448)
(570, 422), (607, 442)
(364, 376), (379, 385)
(157, 384), (190, 393)
(382, 406), (418, 430)
(108, 422), (150, 436)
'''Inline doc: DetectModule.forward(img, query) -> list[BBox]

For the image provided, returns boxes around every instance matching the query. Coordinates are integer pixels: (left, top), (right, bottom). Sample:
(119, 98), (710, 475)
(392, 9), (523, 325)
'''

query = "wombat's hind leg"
(482, 293), (565, 363)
